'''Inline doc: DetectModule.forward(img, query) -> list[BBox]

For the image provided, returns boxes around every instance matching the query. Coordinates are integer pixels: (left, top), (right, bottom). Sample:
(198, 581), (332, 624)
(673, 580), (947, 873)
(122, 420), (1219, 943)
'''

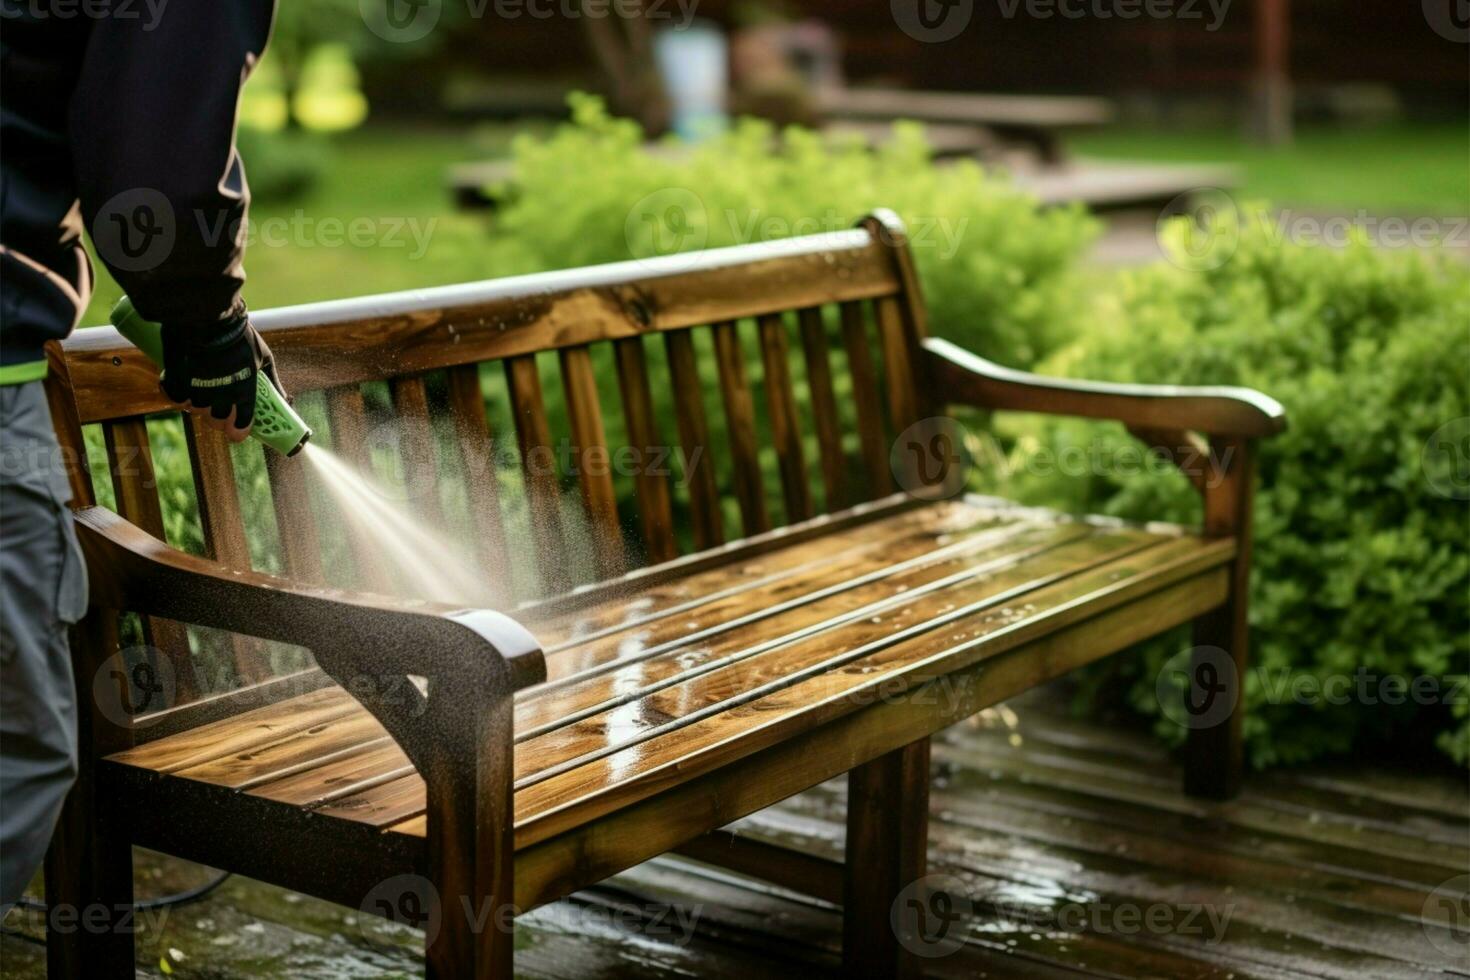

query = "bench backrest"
(45, 211), (933, 706)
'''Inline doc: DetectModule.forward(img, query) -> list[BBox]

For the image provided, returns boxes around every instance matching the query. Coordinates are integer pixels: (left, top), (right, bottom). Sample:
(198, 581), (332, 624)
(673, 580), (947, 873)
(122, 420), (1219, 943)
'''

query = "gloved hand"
(159, 303), (279, 441)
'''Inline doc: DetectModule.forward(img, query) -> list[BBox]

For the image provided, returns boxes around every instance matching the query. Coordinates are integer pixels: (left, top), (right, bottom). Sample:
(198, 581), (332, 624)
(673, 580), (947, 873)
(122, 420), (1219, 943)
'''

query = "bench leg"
(843, 737), (929, 980)
(424, 698), (516, 980)
(46, 613), (136, 978)
(1184, 436), (1256, 801)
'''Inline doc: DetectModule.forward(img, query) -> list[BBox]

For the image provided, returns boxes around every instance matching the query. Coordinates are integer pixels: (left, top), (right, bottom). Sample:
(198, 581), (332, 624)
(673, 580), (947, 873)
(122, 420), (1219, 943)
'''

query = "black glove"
(160, 304), (278, 431)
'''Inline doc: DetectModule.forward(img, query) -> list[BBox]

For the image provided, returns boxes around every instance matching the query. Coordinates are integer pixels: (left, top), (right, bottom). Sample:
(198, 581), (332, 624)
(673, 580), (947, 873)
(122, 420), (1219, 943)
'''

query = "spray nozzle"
(110, 296), (312, 458)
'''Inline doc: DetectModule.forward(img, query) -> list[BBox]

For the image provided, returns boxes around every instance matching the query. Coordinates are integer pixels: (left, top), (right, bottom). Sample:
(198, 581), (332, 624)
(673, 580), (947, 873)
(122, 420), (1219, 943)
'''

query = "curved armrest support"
(75, 506), (546, 695)
(924, 337), (1286, 438)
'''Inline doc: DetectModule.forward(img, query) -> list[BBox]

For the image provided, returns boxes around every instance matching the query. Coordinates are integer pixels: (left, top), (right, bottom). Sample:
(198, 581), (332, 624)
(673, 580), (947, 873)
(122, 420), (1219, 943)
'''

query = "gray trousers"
(0, 380), (87, 907)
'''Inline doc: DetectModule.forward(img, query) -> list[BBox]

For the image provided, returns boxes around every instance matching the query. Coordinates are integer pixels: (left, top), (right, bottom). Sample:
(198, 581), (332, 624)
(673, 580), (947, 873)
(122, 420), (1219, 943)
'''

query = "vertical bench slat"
(325, 385), (396, 595)
(840, 301), (894, 498)
(102, 418), (198, 701)
(388, 376), (445, 528)
(757, 313), (813, 523)
(614, 338), (677, 565)
(797, 306), (847, 511)
(185, 418), (271, 684)
(875, 294), (922, 437)
(558, 345), (624, 578)
(663, 331), (725, 551)
(711, 321), (770, 536)
(445, 365), (510, 592)
(265, 450), (323, 584)
(504, 355), (571, 595)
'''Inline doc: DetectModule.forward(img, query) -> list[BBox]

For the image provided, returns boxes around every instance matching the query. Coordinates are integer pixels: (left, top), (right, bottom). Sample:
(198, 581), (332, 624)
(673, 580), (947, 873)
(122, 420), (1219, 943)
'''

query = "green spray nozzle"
(110, 296), (312, 458)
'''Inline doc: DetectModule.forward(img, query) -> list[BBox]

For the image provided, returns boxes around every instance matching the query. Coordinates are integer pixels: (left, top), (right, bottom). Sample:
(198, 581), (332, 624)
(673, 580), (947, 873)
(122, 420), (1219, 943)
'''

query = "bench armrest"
(75, 506), (545, 695)
(924, 337), (1286, 438)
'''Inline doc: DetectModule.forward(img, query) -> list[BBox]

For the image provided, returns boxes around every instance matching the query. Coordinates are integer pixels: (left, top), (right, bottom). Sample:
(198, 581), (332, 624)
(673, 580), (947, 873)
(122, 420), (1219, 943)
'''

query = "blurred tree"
(580, 0), (671, 136)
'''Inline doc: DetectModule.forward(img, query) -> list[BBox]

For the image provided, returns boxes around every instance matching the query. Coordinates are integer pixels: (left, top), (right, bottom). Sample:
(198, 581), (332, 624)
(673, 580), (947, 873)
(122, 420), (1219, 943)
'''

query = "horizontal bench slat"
(62, 231), (900, 424)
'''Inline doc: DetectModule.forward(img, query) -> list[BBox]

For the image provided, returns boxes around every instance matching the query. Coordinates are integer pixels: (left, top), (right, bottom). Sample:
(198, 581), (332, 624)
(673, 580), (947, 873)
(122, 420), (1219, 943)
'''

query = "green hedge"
(993, 210), (1470, 767)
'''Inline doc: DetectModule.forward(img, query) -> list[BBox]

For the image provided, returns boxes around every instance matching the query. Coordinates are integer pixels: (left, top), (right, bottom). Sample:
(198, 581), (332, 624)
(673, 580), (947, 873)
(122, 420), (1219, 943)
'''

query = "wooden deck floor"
(3, 683), (1466, 978)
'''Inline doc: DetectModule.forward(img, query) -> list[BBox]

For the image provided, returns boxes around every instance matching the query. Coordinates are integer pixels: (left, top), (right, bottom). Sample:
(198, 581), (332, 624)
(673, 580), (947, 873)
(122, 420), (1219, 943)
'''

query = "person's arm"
(69, 1), (275, 325)
(69, 1), (278, 436)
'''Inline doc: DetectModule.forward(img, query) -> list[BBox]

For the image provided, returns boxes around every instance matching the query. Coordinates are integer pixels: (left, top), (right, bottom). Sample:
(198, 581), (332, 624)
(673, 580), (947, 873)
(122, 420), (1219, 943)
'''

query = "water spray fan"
(111, 296), (312, 457)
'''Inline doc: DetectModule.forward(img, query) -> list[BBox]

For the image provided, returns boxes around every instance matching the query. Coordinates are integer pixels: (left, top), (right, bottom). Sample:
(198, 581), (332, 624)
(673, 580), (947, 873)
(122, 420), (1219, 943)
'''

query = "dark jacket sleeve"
(69, 1), (275, 327)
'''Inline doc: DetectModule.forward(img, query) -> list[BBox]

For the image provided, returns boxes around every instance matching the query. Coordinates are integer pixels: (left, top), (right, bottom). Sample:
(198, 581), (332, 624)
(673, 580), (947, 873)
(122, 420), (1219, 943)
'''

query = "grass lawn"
(1069, 122), (1470, 215)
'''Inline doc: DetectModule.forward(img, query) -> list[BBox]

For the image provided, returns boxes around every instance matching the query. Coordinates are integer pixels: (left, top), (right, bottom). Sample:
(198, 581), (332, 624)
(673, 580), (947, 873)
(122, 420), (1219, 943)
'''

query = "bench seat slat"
(512, 521), (1090, 740)
(509, 527), (1160, 788)
(510, 532), (1230, 845)
(524, 500), (991, 655)
(101, 500), (1233, 859)
(527, 509), (1038, 688)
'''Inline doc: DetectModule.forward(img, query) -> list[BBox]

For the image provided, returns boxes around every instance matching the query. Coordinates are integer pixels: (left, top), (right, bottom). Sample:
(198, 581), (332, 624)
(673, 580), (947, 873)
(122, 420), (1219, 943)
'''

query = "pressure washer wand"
(110, 296), (312, 457)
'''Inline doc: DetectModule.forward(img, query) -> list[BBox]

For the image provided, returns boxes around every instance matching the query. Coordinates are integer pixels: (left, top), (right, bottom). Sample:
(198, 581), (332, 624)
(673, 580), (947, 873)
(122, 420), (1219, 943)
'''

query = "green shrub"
(993, 209), (1470, 768)
(486, 94), (1099, 369)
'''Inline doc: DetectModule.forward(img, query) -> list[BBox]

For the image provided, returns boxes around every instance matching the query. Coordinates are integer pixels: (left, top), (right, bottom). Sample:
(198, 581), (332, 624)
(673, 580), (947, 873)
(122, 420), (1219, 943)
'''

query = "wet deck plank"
(5, 684), (1464, 978)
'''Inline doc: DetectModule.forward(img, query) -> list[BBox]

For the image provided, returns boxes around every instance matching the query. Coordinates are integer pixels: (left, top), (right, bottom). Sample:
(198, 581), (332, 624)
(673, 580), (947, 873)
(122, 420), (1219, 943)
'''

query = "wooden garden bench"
(41, 212), (1283, 978)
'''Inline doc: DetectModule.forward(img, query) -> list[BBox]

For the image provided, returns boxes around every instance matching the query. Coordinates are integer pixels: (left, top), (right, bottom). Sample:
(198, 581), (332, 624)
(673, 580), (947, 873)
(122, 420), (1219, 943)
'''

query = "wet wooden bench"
(42, 212), (1283, 978)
